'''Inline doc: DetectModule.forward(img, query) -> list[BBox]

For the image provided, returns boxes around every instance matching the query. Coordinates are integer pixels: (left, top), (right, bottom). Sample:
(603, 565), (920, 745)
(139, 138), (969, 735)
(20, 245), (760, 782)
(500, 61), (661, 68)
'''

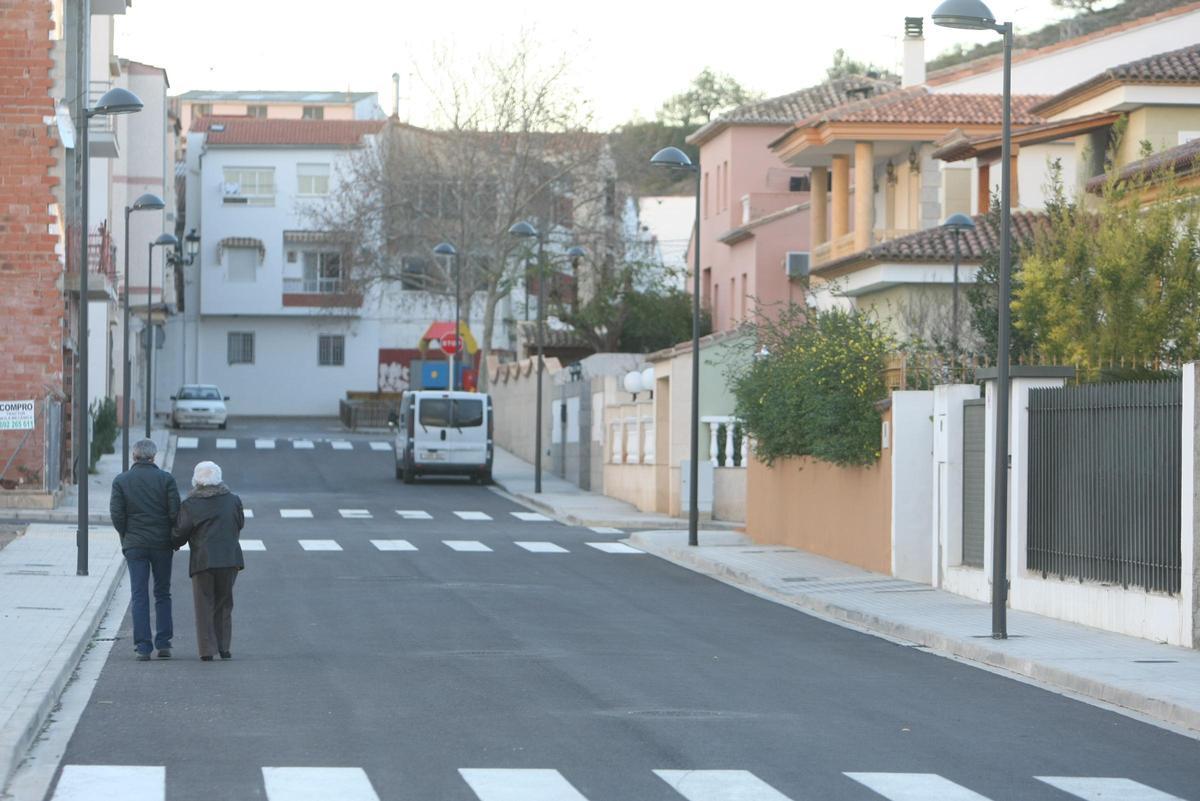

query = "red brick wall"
(0, 0), (64, 488)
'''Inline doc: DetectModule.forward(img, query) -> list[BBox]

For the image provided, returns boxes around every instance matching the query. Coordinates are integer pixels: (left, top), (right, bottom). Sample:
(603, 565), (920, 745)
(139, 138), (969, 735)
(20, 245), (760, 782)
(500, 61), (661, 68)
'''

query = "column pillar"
(854, 141), (874, 252)
(809, 166), (828, 248)
(831, 155), (850, 239)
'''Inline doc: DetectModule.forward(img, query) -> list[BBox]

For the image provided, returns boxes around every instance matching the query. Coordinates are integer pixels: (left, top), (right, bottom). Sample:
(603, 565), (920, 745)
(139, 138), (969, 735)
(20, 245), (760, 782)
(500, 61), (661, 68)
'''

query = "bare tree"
(312, 38), (609, 389)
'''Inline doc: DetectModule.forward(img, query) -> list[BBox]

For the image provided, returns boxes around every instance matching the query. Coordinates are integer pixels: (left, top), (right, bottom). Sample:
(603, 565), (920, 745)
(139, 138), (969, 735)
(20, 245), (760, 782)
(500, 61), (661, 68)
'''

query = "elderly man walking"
(110, 438), (181, 660)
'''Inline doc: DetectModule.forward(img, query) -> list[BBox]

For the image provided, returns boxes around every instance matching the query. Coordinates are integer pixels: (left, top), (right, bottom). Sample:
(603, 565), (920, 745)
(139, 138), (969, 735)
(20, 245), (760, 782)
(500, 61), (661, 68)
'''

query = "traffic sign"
(440, 333), (464, 355)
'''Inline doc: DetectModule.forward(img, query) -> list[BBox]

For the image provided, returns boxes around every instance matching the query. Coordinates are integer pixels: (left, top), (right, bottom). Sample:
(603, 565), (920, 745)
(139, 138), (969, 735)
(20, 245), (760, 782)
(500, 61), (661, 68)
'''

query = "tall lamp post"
(650, 146), (701, 547)
(76, 86), (144, 576)
(145, 233), (178, 438)
(433, 242), (460, 390)
(508, 222), (546, 492)
(171, 229), (201, 388)
(121, 193), (166, 472)
(941, 212), (976, 357)
(934, 0), (1014, 639)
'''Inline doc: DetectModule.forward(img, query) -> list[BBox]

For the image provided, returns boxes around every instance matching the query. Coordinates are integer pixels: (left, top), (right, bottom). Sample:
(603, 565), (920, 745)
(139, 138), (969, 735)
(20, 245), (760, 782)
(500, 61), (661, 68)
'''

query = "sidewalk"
(629, 529), (1200, 735)
(0, 430), (172, 793)
(491, 446), (742, 530)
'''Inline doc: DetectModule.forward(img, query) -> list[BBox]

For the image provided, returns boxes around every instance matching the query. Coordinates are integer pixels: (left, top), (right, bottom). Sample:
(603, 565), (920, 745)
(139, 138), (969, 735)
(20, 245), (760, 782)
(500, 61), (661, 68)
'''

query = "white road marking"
(654, 769), (795, 801)
(371, 539), (418, 551)
(176, 437), (198, 449)
(444, 540), (492, 552)
(369, 441), (392, 451)
(586, 542), (643, 554)
(845, 773), (992, 801)
(244, 509), (254, 518)
(338, 509), (373, 519)
(262, 767), (381, 801)
(459, 768), (588, 801)
(254, 438), (276, 449)
(293, 439), (314, 449)
(280, 509), (313, 519)
(396, 510), (432, 520)
(299, 540), (342, 551)
(241, 539), (266, 551)
(589, 526), (622, 534)
(515, 542), (569, 553)
(51, 765), (164, 801)
(1036, 777), (1185, 800)
(216, 438), (237, 449)
(512, 512), (551, 522)
(454, 511), (493, 521)
(331, 440), (353, 450)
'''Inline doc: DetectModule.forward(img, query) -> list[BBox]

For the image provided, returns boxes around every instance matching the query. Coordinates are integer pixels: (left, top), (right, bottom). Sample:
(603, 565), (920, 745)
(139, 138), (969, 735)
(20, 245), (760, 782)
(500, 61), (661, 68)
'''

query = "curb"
(0, 543), (126, 791)
(629, 534), (1200, 735)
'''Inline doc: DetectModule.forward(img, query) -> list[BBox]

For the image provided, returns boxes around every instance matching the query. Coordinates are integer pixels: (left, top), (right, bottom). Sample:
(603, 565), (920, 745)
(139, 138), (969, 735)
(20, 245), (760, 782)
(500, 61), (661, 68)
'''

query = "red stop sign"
(440, 333), (463, 355)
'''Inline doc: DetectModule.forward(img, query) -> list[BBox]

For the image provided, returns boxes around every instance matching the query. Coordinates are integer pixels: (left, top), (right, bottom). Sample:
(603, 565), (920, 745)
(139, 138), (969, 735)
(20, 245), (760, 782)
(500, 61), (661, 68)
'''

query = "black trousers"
(191, 567), (238, 657)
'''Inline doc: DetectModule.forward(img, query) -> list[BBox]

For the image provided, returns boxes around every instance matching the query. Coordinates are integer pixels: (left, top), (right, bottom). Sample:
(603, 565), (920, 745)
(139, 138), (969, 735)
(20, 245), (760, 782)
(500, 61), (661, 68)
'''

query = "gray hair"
(132, 439), (157, 463)
(191, 461), (222, 487)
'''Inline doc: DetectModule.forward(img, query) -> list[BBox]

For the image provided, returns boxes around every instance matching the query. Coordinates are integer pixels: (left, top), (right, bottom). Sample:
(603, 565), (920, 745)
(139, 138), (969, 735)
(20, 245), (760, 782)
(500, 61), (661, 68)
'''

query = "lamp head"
(90, 86), (144, 116)
(650, 146), (695, 170)
(153, 233), (179, 248)
(508, 221), (538, 239)
(185, 229), (200, 258)
(932, 0), (997, 30)
(565, 246), (587, 260)
(942, 212), (976, 231)
(432, 242), (457, 257)
(131, 192), (165, 212)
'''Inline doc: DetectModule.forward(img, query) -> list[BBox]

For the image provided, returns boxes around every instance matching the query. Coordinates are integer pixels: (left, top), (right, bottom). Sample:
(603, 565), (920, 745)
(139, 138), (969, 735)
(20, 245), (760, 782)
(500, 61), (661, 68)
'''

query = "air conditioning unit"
(785, 251), (810, 279)
(221, 182), (246, 204)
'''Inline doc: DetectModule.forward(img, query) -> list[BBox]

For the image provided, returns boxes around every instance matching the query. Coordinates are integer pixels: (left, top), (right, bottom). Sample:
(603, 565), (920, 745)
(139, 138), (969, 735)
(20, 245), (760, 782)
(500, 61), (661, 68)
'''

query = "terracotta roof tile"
(1033, 44), (1200, 114)
(796, 87), (1048, 127)
(1086, 137), (1200, 191)
(192, 116), (384, 147)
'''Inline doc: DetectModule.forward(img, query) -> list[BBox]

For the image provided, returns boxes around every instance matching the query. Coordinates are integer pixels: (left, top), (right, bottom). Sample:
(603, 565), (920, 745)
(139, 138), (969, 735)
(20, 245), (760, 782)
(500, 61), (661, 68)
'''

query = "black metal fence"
(1027, 380), (1182, 594)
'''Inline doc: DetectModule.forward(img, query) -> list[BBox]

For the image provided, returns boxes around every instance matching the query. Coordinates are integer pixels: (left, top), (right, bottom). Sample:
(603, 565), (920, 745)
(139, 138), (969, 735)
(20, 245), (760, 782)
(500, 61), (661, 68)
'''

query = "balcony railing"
(701, 416), (746, 468)
(811, 227), (918, 268)
(87, 81), (115, 136)
(283, 277), (347, 294)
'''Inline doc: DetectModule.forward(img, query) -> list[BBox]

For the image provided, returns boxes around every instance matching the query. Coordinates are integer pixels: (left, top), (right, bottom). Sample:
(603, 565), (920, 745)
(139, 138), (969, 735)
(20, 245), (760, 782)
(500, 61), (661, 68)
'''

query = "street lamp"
(564, 246), (586, 315)
(433, 242), (461, 390)
(145, 233), (178, 438)
(121, 193), (165, 472)
(170, 229), (201, 389)
(650, 146), (701, 547)
(934, 0), (1014, 639)
(508, 221), (547, 493)
(941, 212), (976, 357)
(76, 85), (144, 576)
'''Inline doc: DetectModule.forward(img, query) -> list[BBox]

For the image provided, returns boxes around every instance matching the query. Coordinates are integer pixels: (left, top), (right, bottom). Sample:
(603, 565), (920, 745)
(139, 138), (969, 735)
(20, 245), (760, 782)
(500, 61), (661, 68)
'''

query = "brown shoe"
(200, 655), (213, 662)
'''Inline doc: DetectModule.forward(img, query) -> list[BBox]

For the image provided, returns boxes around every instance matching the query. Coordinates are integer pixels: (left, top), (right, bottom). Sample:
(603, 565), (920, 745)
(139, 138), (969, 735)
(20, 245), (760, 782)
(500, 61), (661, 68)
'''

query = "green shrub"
(730, 305), (891, 467)
(89, 397), (118, 470)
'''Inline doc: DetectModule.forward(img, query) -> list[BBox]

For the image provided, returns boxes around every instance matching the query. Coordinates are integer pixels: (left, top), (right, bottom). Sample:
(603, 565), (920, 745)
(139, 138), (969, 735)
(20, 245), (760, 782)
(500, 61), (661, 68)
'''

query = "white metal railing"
(283, 277), (348, 294)
(701, 416), (746, 468)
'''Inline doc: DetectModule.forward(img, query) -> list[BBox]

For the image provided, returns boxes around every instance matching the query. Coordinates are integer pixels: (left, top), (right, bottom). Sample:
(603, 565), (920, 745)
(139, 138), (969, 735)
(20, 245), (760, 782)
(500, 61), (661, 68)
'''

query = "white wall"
(891, 391), (934, 583)
(931, 384), (982, 593)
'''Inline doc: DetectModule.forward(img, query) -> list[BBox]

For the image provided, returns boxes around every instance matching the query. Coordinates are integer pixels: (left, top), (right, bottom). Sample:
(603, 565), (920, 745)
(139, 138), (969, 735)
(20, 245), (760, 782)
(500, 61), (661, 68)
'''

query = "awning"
(216, 236), (265, 263)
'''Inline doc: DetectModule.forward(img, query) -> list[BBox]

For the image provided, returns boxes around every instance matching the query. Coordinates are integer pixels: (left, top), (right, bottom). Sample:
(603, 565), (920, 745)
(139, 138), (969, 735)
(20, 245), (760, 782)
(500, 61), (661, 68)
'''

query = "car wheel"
(395, 462), (404, 481)
(218, 422), (227, 430)
(478, 470), (492, 486)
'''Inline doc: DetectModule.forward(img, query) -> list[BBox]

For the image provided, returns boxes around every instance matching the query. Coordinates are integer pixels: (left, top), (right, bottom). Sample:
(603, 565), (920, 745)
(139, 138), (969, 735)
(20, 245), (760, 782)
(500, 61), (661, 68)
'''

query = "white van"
(392, 391), (493, 484)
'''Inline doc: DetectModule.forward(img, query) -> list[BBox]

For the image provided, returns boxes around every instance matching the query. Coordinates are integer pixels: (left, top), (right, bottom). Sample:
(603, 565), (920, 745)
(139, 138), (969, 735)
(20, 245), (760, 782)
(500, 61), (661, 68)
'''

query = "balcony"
(281, 278), (362, 309)
(87, 81), (119, 158)
(812, 227), (917, 269)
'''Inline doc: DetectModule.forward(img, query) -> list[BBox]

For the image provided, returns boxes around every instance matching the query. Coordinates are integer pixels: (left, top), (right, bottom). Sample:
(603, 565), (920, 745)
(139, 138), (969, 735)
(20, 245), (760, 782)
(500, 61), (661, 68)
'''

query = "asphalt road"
(45, 422), (1200, 800)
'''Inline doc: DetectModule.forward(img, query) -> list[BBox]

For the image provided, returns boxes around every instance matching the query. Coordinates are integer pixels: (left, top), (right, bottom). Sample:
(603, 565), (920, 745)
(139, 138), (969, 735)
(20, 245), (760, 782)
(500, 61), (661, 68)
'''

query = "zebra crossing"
(179, 538), (638, 555)
(48, 765), (1189, 801)
(175, 436), (392, 452)
(226, 507), (571, 524)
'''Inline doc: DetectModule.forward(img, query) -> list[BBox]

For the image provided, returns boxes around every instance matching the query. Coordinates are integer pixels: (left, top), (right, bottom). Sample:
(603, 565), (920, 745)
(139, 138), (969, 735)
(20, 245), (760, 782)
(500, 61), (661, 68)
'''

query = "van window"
(417, 398), (484, 428)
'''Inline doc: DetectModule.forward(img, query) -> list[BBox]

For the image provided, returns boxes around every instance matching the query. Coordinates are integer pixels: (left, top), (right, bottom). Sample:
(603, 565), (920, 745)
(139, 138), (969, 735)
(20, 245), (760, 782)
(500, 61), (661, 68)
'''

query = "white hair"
(132, 438), (157, 463)
(191, 461), (223, 487)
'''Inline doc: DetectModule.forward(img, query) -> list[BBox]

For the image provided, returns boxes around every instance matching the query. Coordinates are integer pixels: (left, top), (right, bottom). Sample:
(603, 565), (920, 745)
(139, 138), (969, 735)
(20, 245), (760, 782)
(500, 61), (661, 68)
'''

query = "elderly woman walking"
(172, 461), (244, 661)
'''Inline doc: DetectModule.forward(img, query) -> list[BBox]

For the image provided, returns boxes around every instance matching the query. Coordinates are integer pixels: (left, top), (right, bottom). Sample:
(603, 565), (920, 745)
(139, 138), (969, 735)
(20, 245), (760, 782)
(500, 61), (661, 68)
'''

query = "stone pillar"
(810, 166), (828, 248)
(854, 141), (874, 252)
(831, 155), (850, 239)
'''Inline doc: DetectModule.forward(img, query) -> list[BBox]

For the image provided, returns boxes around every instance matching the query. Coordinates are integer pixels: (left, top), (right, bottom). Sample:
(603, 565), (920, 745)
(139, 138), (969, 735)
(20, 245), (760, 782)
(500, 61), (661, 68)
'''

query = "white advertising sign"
(0, 400), (35, 431)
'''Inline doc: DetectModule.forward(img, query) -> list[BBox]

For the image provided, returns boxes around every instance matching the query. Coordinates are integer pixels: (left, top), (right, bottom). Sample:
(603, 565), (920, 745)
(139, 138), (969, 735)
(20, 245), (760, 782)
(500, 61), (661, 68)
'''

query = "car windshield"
(418, 398), (483, 428)
(177, 387), (221, 400)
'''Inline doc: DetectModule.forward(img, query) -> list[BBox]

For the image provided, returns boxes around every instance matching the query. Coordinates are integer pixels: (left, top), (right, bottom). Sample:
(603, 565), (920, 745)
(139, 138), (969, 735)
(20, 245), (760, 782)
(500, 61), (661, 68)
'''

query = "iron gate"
(1027, 380), (1181, 594)
(961, 399), (986, 568)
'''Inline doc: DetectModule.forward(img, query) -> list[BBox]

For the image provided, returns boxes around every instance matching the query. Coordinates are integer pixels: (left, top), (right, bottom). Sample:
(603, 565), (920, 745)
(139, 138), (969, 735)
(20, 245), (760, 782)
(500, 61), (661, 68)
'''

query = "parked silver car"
(170, 384), (229, 429)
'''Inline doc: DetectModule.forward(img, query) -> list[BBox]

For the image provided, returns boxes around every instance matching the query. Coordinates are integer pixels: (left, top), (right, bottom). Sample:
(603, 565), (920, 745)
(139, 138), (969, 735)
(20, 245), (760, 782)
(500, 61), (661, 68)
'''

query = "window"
(301, 105), (324, 120)
(222, 167), (275, 206)
(301, 250), (343, 292)
(418, 398), (483, 428)
(401, 256), (431, 290)
(723, 160), (729, 211)
(177, 386), (221, 400)
(227, 332), (254, 365)
(246, 104), (268, 118)
(703, 172), (709, 219)
(318, 334), (344, 366)
(226, 247), (258, 283)
(297, 163), (330, 196)
(192, 103), (211, 118)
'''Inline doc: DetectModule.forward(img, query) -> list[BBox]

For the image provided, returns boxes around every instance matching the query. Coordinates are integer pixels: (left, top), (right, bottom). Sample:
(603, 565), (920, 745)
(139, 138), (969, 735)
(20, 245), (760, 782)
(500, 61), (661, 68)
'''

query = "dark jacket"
(171, 484), (245, 577)
(110, 461), (181, 551)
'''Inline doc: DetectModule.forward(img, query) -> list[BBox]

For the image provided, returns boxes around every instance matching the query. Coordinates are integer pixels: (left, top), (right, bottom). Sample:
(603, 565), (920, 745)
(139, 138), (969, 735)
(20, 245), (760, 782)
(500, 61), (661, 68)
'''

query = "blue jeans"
(125, 547), (174, 654)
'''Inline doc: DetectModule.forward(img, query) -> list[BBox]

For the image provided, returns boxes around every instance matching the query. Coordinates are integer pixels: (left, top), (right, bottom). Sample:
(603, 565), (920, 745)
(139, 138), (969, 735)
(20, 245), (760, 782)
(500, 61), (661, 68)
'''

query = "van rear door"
(414, 395), (488, 467)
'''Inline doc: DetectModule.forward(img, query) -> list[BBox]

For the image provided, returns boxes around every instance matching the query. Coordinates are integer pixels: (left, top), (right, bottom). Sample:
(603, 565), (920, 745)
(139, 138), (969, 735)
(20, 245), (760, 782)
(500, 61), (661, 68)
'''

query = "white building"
(178, 115), (495, 417)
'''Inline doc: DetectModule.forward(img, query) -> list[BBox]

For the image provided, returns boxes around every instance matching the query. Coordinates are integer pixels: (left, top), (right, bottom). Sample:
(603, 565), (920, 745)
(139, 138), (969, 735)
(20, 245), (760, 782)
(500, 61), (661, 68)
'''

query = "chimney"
(391, 72), (401, 119)
(903, 17), (926, 88)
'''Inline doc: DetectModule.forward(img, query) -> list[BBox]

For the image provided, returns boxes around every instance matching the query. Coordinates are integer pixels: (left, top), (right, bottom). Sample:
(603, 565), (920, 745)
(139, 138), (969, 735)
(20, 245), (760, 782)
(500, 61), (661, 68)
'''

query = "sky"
(115, 0), (1071, 130)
